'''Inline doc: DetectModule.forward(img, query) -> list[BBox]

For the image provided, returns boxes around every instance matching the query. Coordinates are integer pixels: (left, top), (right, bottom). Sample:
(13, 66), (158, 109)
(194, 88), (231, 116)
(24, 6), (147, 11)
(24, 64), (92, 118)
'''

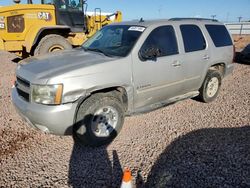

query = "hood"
(17, 49), (119, 83)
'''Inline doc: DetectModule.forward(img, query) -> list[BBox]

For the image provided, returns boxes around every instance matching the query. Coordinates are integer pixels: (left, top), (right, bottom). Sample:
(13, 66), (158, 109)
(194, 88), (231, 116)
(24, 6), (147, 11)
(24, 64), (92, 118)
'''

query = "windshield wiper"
(83, 47), (113, 57)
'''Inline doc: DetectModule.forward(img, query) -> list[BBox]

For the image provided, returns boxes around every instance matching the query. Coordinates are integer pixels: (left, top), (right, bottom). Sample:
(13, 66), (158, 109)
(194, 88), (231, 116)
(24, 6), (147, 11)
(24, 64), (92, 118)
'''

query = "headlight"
(31, 84), (63, 105)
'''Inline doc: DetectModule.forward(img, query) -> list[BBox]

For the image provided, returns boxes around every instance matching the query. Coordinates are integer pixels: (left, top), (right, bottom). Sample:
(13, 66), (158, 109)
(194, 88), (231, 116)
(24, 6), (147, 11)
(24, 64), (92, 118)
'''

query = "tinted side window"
(180, 25), (206, 52)
(141, 26), (178, 57)
(205, 25), (233, 47)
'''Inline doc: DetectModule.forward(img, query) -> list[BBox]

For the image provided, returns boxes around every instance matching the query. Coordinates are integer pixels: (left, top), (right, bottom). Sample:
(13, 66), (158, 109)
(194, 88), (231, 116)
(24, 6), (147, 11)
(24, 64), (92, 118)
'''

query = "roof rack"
(169, 18), (218, 22)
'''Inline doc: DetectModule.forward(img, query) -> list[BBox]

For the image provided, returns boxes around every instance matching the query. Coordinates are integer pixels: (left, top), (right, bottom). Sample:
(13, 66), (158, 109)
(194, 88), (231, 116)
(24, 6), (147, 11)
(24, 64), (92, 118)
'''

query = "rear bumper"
(12, 87), (78, 135)
(225, 63), (234, 77)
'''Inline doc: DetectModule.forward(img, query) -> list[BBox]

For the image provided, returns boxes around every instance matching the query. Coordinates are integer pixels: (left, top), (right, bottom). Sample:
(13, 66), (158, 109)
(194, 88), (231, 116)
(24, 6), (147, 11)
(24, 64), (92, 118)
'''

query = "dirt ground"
(233, 35), (250, 50)
(0, 37), (249, 187)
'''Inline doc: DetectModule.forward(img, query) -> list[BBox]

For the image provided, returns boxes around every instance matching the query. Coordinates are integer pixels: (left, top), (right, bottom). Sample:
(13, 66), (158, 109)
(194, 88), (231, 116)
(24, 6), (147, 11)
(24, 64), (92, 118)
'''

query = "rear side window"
(205, 25), (233, 47)
(141, 25), (179, 57)
(180, 25), (206, 53)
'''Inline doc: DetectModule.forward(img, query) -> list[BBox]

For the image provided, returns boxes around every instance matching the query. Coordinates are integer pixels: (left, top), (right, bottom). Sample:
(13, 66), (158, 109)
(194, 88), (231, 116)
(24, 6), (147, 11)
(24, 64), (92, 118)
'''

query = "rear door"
(178, 24), (211, 92)
(132, 25), (186, 109)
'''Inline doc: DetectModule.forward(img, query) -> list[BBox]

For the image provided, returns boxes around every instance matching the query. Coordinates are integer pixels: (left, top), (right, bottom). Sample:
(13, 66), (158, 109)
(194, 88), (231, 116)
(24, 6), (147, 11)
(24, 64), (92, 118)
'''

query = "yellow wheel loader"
(0, 0), (122, 57)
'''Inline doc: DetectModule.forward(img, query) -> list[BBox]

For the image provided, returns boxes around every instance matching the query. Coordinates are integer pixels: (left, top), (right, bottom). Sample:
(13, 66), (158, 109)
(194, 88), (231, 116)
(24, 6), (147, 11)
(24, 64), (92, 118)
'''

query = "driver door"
(132, 25), (185, 109)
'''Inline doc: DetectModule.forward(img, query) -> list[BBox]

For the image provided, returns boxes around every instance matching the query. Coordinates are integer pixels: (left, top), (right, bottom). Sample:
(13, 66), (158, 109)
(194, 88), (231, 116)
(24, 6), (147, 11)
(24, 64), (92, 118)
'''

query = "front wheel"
(197, 70), (222, 103)
(73, 92), (125, 147)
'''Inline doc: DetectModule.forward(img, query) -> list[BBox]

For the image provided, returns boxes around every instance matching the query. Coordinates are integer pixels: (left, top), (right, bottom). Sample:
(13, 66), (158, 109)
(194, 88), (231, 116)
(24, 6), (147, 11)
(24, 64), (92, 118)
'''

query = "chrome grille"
(16, 76), (30, 102)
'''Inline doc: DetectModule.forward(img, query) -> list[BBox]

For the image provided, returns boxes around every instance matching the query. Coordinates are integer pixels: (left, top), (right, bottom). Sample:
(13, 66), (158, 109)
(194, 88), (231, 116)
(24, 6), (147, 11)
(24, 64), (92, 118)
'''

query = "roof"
(113, 18), (222, 27)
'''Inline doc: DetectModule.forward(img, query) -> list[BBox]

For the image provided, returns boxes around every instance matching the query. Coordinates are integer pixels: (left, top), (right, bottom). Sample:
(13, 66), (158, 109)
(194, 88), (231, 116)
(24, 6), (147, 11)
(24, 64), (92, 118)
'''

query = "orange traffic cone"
(120, 168), (132, 188)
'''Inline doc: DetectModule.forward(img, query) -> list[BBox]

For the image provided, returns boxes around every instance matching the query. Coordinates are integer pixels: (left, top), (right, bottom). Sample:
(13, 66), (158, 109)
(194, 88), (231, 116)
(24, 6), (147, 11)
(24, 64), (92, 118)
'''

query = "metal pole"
(238, 16), (243, 35)
(238, 16), (242, 22)
(240, 24), (243, 35)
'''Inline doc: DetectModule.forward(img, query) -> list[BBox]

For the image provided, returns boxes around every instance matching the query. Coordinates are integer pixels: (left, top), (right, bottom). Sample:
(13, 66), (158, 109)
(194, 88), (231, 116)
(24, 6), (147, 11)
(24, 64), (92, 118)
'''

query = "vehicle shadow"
(234, 52), (250, 65)
(68, 114), (123, 188)
(137, 125), (250, 188)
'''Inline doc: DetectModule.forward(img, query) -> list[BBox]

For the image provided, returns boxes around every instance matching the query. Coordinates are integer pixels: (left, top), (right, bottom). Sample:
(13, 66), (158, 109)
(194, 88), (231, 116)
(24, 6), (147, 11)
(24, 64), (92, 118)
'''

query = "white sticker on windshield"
(128, 26), (145, 32)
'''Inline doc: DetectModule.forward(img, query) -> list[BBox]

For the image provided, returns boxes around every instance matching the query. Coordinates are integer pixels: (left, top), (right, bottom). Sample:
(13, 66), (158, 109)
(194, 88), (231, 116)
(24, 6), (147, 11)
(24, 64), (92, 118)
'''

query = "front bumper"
(12, 88), (78, 135)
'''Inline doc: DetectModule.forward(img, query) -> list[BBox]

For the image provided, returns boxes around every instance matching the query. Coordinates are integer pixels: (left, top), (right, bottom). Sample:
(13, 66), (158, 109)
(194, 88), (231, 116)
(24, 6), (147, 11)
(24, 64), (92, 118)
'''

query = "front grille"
(7, 15), (25, 33)
(16, 76), (30, 102)
(17, 77), (30, 87)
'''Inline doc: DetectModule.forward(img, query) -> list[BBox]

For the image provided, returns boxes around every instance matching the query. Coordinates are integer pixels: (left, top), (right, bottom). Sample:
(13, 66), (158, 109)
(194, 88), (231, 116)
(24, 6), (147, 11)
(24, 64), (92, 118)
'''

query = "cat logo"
(37, 12), (52, 21)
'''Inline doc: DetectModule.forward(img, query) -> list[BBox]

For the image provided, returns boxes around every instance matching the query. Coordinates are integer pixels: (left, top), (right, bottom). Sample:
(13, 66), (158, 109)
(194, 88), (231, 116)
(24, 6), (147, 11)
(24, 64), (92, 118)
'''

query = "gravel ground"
(0, 50), (249, 188)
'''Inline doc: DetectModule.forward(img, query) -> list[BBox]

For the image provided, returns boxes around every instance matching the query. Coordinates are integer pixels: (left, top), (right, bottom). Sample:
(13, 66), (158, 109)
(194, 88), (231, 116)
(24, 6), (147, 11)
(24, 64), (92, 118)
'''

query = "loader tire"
(34, 34), (72, 56)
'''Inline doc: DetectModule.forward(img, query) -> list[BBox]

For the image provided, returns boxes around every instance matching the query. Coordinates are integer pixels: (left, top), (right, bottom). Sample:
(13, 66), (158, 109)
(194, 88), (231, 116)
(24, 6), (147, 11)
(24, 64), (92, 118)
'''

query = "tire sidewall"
(35, 35), (72, 55)
(202, 71), (222, 103)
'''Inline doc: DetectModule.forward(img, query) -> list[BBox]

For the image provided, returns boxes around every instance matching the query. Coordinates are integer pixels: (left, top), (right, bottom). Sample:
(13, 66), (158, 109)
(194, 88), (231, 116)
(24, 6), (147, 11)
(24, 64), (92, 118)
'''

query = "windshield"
(82, 25), (145, 57)
(42, 0), (83, 11)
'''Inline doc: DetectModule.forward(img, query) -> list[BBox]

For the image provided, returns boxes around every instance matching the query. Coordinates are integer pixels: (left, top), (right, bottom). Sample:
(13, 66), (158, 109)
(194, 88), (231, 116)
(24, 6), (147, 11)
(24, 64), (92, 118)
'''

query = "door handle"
(203, 55), (210, 60)
(172, 61), (181, 67)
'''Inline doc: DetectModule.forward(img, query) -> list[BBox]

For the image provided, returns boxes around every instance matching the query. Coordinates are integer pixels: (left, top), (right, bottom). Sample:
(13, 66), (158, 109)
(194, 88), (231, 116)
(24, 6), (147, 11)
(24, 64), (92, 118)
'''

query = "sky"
(1, 0), (250, 22)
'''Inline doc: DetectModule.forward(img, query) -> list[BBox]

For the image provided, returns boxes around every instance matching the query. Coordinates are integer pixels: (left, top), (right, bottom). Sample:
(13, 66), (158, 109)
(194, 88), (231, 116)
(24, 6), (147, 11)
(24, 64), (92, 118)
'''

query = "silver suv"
(12, 18), (234, 146)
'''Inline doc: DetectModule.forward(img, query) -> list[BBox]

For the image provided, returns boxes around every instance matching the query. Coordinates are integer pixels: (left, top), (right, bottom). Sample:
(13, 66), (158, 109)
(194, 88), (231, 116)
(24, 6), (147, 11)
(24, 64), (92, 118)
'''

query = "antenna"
(211, 15), (216, 20)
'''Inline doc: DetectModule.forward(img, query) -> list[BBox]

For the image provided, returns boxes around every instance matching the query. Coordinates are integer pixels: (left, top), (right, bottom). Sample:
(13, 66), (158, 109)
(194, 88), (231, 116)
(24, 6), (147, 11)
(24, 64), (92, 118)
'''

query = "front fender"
(87, 84), (134, 115)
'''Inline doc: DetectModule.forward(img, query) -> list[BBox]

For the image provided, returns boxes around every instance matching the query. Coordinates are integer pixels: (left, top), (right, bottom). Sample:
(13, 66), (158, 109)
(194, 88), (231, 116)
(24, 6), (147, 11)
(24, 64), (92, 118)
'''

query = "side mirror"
(139, 46), (161, 61)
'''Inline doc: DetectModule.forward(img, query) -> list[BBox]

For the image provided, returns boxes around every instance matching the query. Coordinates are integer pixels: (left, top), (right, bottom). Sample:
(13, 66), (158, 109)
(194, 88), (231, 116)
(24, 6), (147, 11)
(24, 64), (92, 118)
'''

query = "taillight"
(232, 45), (236, 63)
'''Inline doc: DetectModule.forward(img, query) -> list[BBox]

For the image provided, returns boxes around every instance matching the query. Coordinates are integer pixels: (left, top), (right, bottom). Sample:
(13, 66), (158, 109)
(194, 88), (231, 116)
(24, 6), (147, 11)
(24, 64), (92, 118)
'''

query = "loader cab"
(41, 0), (86, 32)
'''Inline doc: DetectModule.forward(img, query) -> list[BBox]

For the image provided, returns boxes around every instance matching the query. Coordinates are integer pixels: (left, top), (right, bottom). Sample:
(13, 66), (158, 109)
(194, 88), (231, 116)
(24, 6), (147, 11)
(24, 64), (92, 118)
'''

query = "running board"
(131, 91), (199, 115)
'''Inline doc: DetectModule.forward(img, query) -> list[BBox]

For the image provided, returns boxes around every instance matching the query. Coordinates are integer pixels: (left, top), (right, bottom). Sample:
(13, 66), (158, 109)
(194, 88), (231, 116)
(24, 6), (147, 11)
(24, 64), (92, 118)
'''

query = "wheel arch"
(75, 85), (133, 117)
(25, 26), (71, 54)
(208, 63), (226, 77)
(90, 86), (130, 112)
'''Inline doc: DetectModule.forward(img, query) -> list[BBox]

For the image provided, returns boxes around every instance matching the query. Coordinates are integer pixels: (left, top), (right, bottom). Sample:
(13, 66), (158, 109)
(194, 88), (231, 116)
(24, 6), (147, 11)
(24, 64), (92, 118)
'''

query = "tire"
(73, 92), (125, 147)
(196, 70), (222, 103)
(34, 34), (72, 56)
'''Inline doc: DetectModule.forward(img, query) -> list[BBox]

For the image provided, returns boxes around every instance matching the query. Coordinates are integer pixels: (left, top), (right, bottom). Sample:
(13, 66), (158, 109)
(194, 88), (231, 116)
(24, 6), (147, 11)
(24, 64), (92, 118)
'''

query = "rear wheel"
(73, 92), (125, 147)
(196, 70), (222, 103)
(34, 34), (72, 56)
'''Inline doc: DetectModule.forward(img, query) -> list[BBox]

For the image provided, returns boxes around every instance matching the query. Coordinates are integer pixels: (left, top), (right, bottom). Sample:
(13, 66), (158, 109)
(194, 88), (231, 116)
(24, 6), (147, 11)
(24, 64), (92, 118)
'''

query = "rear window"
(205, 25), (232, 47)
(180, 25), (206, 53)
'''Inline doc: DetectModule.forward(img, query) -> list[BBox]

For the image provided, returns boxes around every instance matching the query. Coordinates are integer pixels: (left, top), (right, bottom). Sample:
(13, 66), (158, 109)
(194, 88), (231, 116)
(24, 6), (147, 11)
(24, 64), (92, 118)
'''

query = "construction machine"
(0, 0), (122, 57)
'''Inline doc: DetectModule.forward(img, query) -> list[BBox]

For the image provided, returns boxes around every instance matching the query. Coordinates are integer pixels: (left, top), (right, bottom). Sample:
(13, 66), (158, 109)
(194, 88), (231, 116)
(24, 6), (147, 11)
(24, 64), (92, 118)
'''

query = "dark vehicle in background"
(235, 44), (250, 64)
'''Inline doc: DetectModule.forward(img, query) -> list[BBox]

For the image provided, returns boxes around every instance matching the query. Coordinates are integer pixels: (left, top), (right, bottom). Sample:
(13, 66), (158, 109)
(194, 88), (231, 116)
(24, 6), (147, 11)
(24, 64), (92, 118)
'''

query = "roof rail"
(169, 18), (218, 22)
